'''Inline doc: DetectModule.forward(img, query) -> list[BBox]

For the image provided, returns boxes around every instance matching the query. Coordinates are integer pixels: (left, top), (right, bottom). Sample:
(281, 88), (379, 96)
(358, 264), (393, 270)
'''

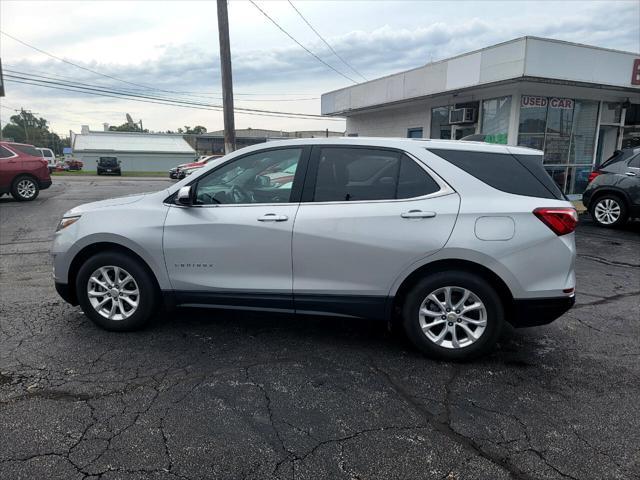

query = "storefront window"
(518, 95), (599, 196)
(569, 100), (598, 164)
(600, 102), (622, 124)
(430, 107), (451, 139)
(480, 96), (511, 144)
(518, 96), (547, 150)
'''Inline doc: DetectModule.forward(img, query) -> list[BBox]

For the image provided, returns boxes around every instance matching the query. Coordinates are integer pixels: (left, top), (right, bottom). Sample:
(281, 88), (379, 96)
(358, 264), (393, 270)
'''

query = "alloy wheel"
(418, 286), (487, 349)
(17, 179), (36, 199)
(594, 198), (621, 225)
(87, 266), (140, 321)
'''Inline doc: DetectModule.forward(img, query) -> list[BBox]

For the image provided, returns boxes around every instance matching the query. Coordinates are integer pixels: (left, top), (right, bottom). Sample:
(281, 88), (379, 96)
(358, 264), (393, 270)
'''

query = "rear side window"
(312, 147), (440, 202)
(428, 148), (562, 200)
(397, 156), (440, 199)
(12, 144), (42, 157)
(628, 154), (640, 168)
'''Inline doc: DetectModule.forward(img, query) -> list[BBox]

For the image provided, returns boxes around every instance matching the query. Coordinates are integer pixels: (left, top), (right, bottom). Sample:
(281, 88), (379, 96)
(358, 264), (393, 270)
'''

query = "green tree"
(179, 125), (207, 134)
(1, 111), (67, 155)
(108, 122), (148, 133)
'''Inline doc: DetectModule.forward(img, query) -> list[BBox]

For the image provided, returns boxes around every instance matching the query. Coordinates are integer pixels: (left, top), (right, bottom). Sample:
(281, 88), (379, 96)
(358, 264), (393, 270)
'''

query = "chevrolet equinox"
(52, 138), (577, 360)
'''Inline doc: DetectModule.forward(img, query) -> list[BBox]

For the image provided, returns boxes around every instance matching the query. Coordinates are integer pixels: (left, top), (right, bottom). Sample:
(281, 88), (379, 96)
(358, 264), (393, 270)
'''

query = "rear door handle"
(625, 171), (637, 177)
(258, 213), (289, 222)
(401, 210), (436, 219)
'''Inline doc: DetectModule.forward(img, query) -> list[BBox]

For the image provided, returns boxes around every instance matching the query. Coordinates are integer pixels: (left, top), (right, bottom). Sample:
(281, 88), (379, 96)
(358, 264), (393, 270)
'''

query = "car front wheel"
(11, 175), (40, 201)
(402, 271), (504, 360)
(590, 194), (628, 228)
(76, 252), (159, 331)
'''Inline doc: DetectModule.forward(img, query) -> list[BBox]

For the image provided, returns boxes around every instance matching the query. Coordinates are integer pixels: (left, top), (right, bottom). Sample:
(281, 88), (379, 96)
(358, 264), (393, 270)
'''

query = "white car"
(52, 138), (577, 360)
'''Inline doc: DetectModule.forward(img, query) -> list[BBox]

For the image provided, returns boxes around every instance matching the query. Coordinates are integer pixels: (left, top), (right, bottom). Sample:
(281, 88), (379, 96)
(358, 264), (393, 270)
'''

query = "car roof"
(251, 137), (542, 156)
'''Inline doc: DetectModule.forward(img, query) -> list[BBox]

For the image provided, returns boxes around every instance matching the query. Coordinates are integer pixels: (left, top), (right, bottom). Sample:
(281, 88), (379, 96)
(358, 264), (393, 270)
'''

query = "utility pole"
(18, 108), (37, 143)
(217, 0), (236, 153)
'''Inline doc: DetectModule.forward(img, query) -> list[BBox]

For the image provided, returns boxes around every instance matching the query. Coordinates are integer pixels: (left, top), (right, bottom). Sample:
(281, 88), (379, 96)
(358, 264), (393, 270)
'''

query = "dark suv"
(97, 157), (121, 176)
(0, 141), (52, 201)
(583, 148), (640, 227)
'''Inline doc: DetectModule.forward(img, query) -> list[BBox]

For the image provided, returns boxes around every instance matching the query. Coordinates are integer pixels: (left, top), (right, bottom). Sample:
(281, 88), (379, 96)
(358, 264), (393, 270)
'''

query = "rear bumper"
(510, 295), (575, 327)
(39, 179), (52, 190)
(55, 282), (78, 306)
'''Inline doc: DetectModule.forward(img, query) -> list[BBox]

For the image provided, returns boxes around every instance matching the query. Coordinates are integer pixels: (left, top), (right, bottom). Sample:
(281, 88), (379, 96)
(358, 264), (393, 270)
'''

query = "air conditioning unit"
(449, 107), (477, 124)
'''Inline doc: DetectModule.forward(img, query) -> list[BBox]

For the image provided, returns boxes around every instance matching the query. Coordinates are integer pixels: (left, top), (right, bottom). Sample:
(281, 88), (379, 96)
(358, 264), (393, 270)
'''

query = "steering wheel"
(230, 184), (251, 203)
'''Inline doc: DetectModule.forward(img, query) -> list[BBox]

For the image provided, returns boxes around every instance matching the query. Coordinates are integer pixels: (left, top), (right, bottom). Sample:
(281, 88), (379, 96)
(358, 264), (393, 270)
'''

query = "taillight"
(587, 171), (601, 183)
(533, 207), (578, 236)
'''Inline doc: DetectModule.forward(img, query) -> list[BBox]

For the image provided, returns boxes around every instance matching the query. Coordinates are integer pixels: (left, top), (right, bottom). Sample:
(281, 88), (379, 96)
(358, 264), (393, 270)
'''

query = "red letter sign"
(632, 59), (640, 86)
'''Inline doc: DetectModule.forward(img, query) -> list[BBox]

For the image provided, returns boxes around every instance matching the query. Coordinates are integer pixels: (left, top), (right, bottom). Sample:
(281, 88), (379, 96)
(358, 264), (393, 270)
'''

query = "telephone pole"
(217, 0), (236, 153)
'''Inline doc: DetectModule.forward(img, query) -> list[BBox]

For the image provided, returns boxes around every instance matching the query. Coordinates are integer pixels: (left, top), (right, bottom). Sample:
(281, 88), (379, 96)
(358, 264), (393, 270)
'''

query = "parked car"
(97, 157), (121, 176)
(583, 147), (640, 227)
(0, 141), (52, 201)
(37, 147), (56, 172)
(169, 155), (220, 179)
(52, 138), (577, 360)
(66, 159), (84, 171)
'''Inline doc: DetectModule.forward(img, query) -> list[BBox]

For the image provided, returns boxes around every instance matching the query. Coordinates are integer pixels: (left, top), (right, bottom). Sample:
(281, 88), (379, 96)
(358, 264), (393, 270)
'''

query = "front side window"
(313, 147), (439, 202)
(195, 148), (302, 205)
(629, 154), (640, 168)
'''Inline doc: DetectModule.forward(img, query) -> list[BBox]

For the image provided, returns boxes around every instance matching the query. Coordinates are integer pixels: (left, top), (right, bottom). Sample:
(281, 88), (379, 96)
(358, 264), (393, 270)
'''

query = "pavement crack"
(368, 362), (538, 480)
(577, 253), (640, 268)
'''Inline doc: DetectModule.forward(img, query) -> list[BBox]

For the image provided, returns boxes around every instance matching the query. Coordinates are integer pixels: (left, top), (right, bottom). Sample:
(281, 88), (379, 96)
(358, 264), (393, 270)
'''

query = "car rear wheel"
(11, 175), (39, 201)
(402, 271), (504, 360)
(590, 194), (628, 228)
(76, 252), (159, 331)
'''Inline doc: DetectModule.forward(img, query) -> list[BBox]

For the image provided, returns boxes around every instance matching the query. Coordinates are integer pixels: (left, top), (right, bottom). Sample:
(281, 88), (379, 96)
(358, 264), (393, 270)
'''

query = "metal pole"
(217, 0), (236, 153)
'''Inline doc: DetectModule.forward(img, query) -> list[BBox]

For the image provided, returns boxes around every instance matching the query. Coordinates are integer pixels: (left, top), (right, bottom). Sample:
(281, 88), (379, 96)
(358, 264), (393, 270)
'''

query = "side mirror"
(176, 186), (192, 206)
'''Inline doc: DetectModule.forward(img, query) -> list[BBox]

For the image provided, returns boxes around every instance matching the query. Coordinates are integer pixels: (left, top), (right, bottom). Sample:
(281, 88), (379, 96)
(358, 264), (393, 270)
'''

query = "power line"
(248, 0), (357, 84)
(4, 72), (333, 119)
(287, 1), (367, 82)
(0, 39), (317, 97)
(5, 76), (344, 121)
(5, 67), (319, 103)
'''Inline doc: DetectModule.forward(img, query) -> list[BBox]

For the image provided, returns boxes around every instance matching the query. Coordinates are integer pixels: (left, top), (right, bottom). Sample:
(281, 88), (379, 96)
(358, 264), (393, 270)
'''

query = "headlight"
(56, 215), (81, 231)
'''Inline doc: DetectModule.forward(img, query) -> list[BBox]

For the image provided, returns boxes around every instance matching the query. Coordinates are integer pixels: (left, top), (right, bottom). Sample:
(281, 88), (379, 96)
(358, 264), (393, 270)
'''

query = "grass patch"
(52, 170), (167, 177)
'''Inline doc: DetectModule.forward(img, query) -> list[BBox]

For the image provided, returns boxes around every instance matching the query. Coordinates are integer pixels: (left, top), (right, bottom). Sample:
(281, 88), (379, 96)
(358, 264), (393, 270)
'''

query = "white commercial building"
(321, 37), (640, 196)
(70, 127), (196, 172)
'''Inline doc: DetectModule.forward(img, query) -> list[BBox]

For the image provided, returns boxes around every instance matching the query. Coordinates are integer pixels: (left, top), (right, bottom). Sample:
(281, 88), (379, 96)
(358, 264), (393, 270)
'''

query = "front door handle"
(625, 171), (637, 177)
(257, 213), (289, 222)
(401, 210), (437, 219)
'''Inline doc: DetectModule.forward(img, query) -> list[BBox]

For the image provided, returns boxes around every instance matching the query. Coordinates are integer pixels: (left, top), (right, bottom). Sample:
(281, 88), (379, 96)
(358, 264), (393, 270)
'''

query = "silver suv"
(52, 138), (577, 360)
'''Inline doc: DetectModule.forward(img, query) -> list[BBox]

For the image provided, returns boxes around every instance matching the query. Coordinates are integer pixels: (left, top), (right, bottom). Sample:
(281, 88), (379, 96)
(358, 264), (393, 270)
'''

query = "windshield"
(99, 157), (118, 166)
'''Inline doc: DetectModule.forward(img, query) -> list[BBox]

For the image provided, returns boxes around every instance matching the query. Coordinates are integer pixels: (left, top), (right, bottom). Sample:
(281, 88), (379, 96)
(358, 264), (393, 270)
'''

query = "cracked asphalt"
(1, 177), (639, 480)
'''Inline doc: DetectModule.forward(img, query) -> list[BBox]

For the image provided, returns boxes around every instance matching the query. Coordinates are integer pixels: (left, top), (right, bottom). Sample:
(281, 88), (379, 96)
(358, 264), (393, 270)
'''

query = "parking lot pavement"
(1, 178), (639, 480)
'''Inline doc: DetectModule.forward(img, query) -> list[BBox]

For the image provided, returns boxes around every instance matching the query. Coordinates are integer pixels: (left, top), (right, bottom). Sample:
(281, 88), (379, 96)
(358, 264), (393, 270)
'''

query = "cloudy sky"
(1, 0), (639, 136)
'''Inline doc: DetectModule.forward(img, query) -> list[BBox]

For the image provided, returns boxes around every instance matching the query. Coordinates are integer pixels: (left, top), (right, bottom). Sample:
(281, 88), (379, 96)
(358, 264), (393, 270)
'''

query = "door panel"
(292, 193), (460, 298)
(163, 204), (299, 296)
(162, 146), (309, 307)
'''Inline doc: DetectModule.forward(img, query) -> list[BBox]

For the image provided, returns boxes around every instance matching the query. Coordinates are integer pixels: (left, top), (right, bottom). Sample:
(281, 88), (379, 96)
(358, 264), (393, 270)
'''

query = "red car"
(0, 141), (52, 201)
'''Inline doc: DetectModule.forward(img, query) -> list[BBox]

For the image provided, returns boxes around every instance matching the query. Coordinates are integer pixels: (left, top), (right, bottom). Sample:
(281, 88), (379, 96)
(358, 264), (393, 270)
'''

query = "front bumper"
(39, 179), (53, 190)
(510, 295), (575, 327)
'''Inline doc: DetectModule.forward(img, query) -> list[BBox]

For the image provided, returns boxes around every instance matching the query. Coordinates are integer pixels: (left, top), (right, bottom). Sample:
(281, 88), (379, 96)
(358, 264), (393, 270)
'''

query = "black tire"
(589, 194), (628, 228)
(402, 271), (504, 361)
(11, 175), (40, 201)
(75, 251), (159, 331)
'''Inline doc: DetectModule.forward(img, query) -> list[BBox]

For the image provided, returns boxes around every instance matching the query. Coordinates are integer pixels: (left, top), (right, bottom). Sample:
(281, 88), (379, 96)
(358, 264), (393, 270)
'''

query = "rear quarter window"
(12, 144), (43, 157)
(428, 148), (562, 200)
